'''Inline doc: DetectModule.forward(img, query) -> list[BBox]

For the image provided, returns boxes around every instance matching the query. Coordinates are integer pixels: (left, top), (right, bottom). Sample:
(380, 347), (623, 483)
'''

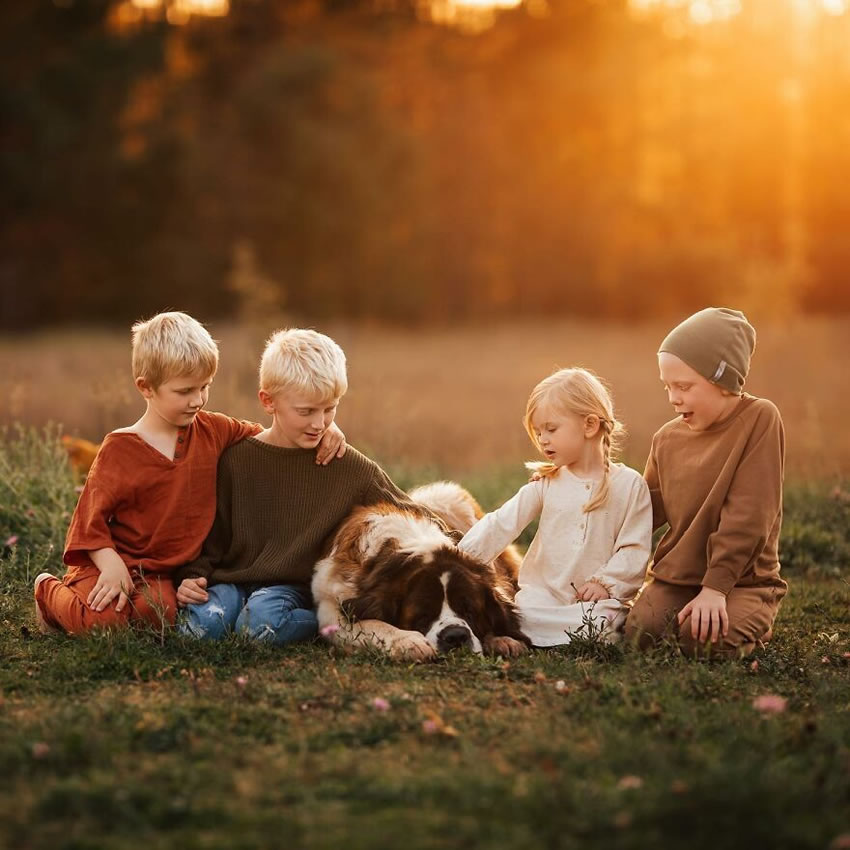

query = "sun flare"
(629, 0), (847, 24)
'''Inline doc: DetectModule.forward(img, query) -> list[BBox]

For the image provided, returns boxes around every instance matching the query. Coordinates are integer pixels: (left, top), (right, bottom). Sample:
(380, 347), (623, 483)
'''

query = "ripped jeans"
(178, 582), (318, 646)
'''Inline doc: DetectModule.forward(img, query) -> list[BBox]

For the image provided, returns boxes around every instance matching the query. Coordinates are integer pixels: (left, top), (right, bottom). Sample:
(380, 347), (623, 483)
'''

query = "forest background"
(2, 0), (849, 331)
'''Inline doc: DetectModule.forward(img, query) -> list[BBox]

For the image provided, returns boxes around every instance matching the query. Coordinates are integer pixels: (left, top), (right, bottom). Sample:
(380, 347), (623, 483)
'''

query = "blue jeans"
(178, 583), (317, 646)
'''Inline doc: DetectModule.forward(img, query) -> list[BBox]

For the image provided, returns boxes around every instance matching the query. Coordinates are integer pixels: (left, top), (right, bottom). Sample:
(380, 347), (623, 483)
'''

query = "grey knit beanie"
(658, 307), (756, 394)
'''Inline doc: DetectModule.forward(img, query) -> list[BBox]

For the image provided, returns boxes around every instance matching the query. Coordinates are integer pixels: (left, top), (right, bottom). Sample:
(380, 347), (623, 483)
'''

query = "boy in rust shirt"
(33, 312), (344, 634)
(625, 308), (787, 657)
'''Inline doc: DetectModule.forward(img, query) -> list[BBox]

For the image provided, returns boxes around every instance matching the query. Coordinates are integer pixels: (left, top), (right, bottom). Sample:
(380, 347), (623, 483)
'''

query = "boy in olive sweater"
(174, 328), (428, 645)
(625, 308), (787, 657)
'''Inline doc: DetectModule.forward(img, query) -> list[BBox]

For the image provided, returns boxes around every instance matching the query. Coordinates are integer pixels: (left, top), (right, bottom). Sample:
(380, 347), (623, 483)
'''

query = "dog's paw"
(389, 631), (437, 662)
(483, 635), (528, 658)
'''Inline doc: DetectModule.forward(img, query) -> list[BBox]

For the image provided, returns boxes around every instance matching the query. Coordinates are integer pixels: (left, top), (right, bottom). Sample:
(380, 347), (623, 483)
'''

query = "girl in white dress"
(458, 368), (652, 646)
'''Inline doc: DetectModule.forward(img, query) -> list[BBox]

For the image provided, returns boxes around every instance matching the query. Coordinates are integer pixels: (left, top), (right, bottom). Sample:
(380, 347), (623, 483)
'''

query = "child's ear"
(257, 389), (275, 415)
(135, 377), (154, 399)
(584, 414), (601, 438)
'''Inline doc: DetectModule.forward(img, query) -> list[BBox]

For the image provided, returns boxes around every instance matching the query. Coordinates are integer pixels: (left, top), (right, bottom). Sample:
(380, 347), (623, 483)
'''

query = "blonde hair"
(131, 311), (218, 388)
(259, 328), (348, 400)
(523, 367), (625, 513)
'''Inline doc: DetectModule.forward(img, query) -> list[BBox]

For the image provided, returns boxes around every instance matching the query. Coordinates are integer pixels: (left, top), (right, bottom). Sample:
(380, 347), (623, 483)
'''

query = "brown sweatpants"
(624, 578), (787, 658)
(36, 565), (178, 635)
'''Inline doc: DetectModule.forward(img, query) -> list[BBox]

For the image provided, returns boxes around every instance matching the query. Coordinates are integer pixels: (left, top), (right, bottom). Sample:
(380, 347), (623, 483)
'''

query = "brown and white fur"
(312, 481), (528, 661)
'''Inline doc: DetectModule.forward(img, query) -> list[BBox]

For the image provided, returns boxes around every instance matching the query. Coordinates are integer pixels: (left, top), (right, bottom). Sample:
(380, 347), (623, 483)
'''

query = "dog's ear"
(340, 593), (392, 624)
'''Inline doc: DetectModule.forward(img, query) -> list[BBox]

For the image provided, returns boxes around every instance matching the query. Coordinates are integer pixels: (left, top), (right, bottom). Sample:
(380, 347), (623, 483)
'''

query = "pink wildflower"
(4, 535), (18, 547)
(752, 694), (787, 714)
(31, 742), (50, 759)
(422, 719), (439, 735)
(235, 676), (248, 690)
(372, 697), (390, 711)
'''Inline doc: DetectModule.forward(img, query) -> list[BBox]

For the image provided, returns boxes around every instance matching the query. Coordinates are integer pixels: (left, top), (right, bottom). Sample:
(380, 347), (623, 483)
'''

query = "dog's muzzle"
(437, 624), (474, 653)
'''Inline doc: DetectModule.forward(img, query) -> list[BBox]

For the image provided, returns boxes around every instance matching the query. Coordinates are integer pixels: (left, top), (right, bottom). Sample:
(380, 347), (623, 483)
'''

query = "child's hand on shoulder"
(317, 422), (346, 465)
(575, 580), (610, 602)
(176, 577), (209, 607)
(678, 586), (728, 644)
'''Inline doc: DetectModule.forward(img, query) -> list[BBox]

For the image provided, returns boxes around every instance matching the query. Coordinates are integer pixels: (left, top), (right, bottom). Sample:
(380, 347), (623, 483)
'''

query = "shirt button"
(585, 484), (591, 490)
(177, 436), (184, 443)
(174, 452), (181, 458)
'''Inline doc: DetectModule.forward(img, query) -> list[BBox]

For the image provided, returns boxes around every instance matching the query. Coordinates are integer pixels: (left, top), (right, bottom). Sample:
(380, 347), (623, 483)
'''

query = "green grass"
(1, 426), (850, 850)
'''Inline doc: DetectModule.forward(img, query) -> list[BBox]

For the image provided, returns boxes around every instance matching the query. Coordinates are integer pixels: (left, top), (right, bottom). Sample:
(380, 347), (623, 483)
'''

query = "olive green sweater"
(644, 394), (787, 595)
(174, 439), (426, 588)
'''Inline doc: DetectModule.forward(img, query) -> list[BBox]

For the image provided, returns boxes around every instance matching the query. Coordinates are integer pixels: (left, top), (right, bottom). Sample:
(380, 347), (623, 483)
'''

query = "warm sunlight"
(423, 0), (529, 33)
(129, 0), (229, 22)
(629, 0), (846, 24)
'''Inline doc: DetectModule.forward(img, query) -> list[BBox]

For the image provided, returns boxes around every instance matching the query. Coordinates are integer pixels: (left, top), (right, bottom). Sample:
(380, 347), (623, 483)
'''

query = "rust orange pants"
(35, 565), (177, 635)
(624, 578), (787, 658)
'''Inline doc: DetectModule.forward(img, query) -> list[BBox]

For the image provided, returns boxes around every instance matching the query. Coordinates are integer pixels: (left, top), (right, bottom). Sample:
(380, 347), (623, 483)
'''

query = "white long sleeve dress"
(459, 463), (652, 646)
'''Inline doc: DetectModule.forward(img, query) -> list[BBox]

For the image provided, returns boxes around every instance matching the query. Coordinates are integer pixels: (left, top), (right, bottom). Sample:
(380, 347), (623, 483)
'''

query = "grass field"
(2, 317), (849, 478)
(1, 422), (849, 850)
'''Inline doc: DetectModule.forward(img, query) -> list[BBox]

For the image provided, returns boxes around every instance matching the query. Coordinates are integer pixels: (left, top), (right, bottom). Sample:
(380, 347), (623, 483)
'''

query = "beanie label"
(711, 360), (727, 382)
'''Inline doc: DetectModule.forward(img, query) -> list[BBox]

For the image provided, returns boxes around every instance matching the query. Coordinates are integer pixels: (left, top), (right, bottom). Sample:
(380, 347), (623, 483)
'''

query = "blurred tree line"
(1, 0), (848, 330)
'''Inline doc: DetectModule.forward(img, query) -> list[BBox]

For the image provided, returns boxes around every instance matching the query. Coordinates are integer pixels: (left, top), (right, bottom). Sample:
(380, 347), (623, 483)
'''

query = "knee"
(132, 595), (177, 629)
(624, 603), (652, 645)
(237, 604), (317, 645)
(625, 596), (678, 648)
(178, 601), (234, 641)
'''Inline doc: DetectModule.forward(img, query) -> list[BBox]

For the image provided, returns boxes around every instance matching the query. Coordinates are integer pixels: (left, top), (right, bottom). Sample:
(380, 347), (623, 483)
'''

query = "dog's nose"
(437, 625), (473, 653)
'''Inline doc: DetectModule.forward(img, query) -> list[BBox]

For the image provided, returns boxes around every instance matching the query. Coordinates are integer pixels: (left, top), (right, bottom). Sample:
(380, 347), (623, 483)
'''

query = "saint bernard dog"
(312, 481), (529, 661)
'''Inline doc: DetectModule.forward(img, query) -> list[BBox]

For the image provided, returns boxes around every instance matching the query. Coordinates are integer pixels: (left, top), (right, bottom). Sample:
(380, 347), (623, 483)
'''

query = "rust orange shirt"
(64, 411), (261, 575)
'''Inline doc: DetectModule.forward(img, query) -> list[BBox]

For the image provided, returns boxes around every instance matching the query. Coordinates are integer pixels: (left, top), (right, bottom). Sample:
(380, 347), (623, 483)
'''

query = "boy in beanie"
(625, 308), (787, 657)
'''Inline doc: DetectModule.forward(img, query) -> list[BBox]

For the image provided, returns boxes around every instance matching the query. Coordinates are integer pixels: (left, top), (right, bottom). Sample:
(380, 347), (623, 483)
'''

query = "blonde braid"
(584, 418), (622, 513)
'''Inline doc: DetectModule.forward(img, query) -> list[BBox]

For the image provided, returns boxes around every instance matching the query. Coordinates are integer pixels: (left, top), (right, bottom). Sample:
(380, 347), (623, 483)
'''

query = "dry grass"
(1, 316), (845, 479)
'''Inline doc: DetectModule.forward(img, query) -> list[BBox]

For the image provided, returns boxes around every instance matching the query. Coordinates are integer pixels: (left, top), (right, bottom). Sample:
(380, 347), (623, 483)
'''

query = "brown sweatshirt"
(644, 394), (786, 594)
(173, 439), (428, 587)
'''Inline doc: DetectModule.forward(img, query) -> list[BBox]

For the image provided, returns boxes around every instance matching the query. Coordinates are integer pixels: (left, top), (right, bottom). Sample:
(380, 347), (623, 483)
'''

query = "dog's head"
(340, 541), (528, 655)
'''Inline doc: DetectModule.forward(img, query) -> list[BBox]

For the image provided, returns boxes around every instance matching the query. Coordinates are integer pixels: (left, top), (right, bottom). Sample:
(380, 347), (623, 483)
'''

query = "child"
(174, 328), (435, 646)
(458, 368), (652, 646)
(33, 312), (345, 635)
(624, 307), (787, 657)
